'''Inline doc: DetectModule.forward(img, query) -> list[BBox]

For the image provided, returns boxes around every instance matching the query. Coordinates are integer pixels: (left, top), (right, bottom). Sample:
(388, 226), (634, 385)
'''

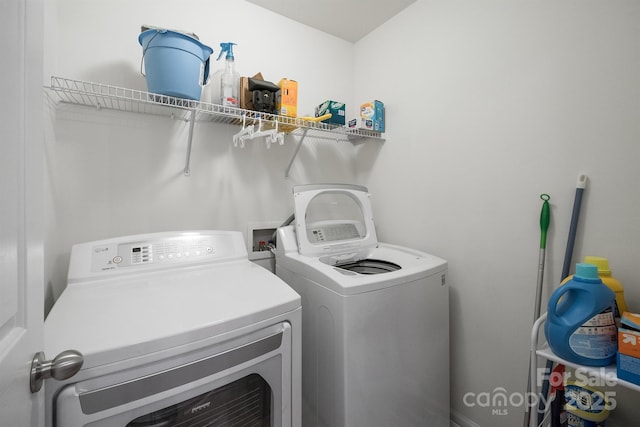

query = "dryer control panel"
(91, 237), (216, 271)
(67, 231), (248, 282)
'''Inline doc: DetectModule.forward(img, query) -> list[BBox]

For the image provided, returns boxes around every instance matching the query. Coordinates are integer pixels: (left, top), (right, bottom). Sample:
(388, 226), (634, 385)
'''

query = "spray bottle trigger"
(217, 42), (236, 61)
(216, 44), (227, 61)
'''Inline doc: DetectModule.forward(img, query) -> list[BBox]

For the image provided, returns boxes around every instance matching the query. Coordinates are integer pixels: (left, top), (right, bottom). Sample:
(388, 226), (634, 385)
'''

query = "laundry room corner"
(32, 0), (640, 426)
(354, 1), (640, 426)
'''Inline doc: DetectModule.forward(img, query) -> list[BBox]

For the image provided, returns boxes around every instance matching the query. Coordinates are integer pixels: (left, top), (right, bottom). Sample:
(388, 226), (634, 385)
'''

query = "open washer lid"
(293, 184), (378, 258)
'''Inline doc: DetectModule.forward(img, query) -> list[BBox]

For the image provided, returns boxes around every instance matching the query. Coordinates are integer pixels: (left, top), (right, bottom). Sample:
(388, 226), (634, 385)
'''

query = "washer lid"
(293, 184), (378, 257)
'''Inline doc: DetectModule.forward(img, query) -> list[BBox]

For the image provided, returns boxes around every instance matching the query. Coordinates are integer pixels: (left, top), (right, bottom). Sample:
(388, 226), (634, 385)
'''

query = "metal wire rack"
(47, 76), (385, 175)
(48, 77), (383, 137)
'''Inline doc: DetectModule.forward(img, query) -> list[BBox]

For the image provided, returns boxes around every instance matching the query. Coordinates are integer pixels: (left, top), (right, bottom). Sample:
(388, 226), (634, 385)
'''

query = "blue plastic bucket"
(139, 29), (213, 101)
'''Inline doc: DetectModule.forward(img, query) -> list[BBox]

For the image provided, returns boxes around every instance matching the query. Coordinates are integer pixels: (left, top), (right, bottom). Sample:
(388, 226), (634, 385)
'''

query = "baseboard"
(450, 410), (482, 427)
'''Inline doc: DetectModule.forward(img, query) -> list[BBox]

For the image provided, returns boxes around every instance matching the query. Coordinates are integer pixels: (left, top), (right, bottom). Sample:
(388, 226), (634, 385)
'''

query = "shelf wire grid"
(47, 76), (384, 141)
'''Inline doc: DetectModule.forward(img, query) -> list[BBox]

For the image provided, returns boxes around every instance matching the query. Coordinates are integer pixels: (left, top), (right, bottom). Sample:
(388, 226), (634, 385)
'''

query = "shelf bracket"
(184, 108), (197, 176)
(284, 128), (309, 178)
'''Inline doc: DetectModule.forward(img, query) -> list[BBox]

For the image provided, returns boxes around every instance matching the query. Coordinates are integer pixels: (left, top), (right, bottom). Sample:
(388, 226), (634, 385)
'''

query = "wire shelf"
(47, 76), (385, 176)
(47, 76), (385, 140)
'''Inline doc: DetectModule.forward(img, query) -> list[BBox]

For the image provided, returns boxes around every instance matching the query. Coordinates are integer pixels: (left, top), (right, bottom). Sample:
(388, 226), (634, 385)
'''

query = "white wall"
(45, 1), (640, 426)
(354, 1), (640, 426)
(43, 0), (359, 308)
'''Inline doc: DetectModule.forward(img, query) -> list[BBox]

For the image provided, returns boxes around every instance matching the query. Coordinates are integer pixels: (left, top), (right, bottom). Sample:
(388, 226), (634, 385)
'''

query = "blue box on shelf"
(315, 100), (346, 125)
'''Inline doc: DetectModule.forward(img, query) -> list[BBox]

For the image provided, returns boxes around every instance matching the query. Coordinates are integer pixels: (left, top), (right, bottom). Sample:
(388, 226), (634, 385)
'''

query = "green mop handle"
(534, 194), (550, 321)
(539, 194), (550, 248)
(525, 194), (552, 427)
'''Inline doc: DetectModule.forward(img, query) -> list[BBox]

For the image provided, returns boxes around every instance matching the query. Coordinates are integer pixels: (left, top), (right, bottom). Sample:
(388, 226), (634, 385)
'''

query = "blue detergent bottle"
(545, 263), (618, 366)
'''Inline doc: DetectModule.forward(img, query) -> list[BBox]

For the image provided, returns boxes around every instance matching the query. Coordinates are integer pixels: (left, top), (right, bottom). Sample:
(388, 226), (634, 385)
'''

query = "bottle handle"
(548, 285), (572, 318)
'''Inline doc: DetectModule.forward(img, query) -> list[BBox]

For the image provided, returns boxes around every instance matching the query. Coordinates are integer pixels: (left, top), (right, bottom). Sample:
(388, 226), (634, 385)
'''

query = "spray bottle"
(216, 42), (239, 107)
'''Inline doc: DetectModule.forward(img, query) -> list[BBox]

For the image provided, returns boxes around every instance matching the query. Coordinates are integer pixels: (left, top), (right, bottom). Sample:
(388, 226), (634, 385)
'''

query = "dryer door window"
(127, 373), (272, 427)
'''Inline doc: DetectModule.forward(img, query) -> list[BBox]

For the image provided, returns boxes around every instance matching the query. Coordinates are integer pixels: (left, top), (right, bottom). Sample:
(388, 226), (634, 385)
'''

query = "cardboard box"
(240, 72), (265, 111)
(359, 100), (385, 132)
(239, 73), (281, 114)
(316, 100), (345, 125)
(348, 118), (378, 132)
(617, 312), (640, 386)
(276, 78), (298, 117)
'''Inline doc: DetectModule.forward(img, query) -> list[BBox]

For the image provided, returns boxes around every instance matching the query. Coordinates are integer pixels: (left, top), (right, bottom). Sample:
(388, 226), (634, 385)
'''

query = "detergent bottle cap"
(217, 42), (236, 61)
(584, 256), (612, 276)
(574, 263), (601, 283)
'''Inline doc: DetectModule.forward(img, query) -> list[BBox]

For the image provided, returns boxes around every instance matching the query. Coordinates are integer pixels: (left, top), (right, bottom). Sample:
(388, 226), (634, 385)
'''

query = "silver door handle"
(30, 350), (83, 393)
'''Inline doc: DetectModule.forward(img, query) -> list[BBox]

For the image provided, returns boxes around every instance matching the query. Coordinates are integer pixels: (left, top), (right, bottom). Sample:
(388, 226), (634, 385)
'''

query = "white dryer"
(44, 230), (301, 427)
(275, 184), (449, 427)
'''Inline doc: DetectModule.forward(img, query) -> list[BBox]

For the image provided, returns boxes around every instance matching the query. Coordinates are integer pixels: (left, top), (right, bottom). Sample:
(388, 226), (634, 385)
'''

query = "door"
(0, 0), (44, 426)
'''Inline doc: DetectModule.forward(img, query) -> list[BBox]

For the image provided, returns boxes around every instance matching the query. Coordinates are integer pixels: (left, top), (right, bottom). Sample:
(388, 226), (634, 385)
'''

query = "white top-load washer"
(44, 230), (301, 427)
(275, 184), (449, 427)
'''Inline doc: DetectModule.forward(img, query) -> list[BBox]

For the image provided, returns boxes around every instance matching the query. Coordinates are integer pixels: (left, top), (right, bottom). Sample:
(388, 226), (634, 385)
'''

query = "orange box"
(619, 312), (640, 356)
(276, 78), (298, 117)
(617, 312), (640, 385)
(618, 328), (640, 357)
